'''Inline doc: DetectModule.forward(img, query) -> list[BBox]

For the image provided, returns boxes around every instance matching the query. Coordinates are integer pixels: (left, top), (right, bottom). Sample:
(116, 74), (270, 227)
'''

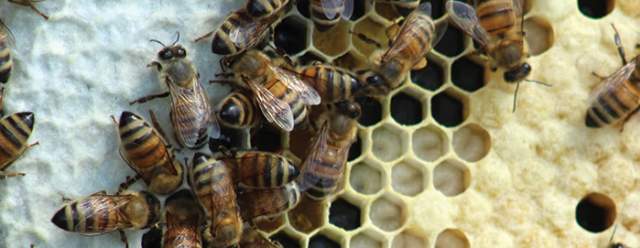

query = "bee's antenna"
(526, 79), (552, 87)
(512, 81), (521, 112)
(149, 39), (166, 48)
(172, 31), (181, 46)
(609, 223), (618, 245)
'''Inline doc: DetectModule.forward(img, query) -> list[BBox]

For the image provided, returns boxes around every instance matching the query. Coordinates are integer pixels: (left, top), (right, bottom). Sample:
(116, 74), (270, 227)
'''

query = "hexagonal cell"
(576, 192), (617, 233)
(451, 57), (486, 93)
(347, 134), (362, 162)
(375, 1), (401, 21)
(288, 195), (327, 234)
(435, 228), (470, 248)
(431, 90), (468, 127)
(329, 197), (361, 231)
(275, 15), (309, 55)
(271, 231), (302, 248)
(429, 0), (447, 20)
(251, 125), (283, 152)
(452, 123), (491, 162)
(333, 50), (368, 72)
(351, 229), (385, 248)
(433, 159), (471, 197)
(349, 161), (385, 195)
(434, 26), (465, 58)
(312, 20), (350, 57)
(391, 92), (424, 126)
(309, 234), (341, 248)
(392, 160), (427, 197)
(254, 214), (285, 233)
(578, 0), (614, 19)
(356, 96), (383, 127)
(298, 50), (328, 66)
(352, 17), (388, 57)
(370, 194), (408, 231)
(392, 228), (429, 248)
(296, 0), (310, 18)
(524, 16), (555, 56)
(372, 124), (408, 162)
(412, 125), (449, 162)
(411, 60), (444, 91)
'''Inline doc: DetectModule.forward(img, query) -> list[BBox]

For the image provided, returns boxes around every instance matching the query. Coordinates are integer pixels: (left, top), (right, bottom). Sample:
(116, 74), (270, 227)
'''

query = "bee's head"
(504, 63), (531, 83)
(157, 45), (187, 61)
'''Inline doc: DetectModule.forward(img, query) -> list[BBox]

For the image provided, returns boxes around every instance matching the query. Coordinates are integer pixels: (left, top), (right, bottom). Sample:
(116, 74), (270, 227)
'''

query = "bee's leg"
(412, 58), (428, 70)
(0, 87), (5, 116)
(90, 190), (107, 196)
(129, 91), (169, 105)
(620, 107), (640, 132)
(118, 230), (130, 248)
(194, 31), (214, 43)
(57, 192), (72, 203)
(146, 61), (162, 71)
(280, 149), (301, 165)
(0, 171), (25, 179)
(591, 72), (607, 81)
(117, 174), (142, 194)
(611, 24), (628, 65)
(148, 110), (172, 147)
(9, 0), (49, 20)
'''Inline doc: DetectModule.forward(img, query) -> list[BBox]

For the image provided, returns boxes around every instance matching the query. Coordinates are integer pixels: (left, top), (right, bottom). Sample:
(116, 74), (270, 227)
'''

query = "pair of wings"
(316, 0), (354, 20)
(168, 78), (221, 147)
(244, 65), (321, 131)
(590, 59), (638, 106)
(446, 0), (524, 49)
(65, 193), (134, 233)
(228, 13), (274, 53)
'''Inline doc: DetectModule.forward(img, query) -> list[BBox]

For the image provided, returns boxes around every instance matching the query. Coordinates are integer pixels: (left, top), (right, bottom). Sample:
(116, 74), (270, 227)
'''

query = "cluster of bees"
(0, 0), (637, 247)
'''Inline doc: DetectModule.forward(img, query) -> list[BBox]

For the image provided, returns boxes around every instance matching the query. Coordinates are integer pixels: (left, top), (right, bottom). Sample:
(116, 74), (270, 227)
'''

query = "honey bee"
(297, 101), (359, 200)
(0, 112), (37, 179)
(239, 226), (283, 248)
(446, 0), (550, 111)
(130, 34), (220, 149)
(9, 0), (49, 20)
(222, 150), (300, 189)
(246, 0), (289, 19)
(298, 63), (369, 103)
(189, 152), (243, 248)
(216, 91), (261, 129)
(216, 49), (320, 131)
(237, 181), (301, 221)
(360, 2), (445, 94)
(309, 0), (354, 31)
(163, 189), (204, 248)
(112, 111), (183, 195)
(585, 25), (640, 128)
(50, 190), (161, 248)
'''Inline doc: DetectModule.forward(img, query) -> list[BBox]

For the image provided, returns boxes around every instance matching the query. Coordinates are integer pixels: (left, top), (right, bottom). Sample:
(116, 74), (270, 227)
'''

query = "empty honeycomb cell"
(372, 124), (408, 162)
(329, 198), (361, 231)
(312, 20), (351, 57)
(298, 50), (328, 65)
(255, 214), (286, 233)
(350, 229), (385, 248)
(289, 196), (327, 234)
(412, 125), (449, 162)
(352, 17), (388, 57)
(392, 228), (429, 248)
(411, 59), (445, 91)
(452, 123), (491, 162)
(578, 0), (614, 19)
(576, 192), (617, 233)
(309, 234), (341, 248)
(251, 125), (283, 152)
(356, 96), (383, 126)
(433, 159), (471, 197)
(524, 16), (555, 56)
(349, 161), (385, 195)
(451, 57), (486, 93)
(347, 134), (362, 162)
(434, 25), (465, 58)
(271, 231), (302, 248)
(275, 15), (309, 55)
(391, 92), (424, 125)
(431, 90), (468, 127)
(333, 50), (369, 72)
(435, 228), (471, 248)
(370, 194), (408, 231)
(391, 160), (427, 196)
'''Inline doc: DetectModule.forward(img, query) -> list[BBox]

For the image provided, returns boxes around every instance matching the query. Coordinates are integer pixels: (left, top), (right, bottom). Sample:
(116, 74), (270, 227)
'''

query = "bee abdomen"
(212, 12), (248, 55)
(586, 81), (640, 128)
(231, 152), (299, 188)
(0, 112), (34, 170)
(0, 37), (11, 84)
(217, 92), (258, 128)
(246, 0), (285, 18)
(477, 0), (516, 35)
(51, 197), (119, 233)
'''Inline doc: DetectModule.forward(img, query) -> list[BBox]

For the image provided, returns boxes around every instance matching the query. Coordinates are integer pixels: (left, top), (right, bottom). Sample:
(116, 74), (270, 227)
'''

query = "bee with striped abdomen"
(189, 152), (243, 248)
(237, 181), (301, 221)
(297, 101), (359, 200)
(585, 25), (640, 128)
(216, 91), (261, 129)
(221, 150), (299, 189)
(9, 0), (49, 20)
(0, 112), (37, 179)
(245, 0), (289, 19)
(50, 190), (161, 248)
(446, 0), (550, 111)
(163, 189), (204, 248)
(216, 49), (320, 131)
(309, 0), (354, 31)
(112, 111), (183, 195)
(298, 63), (368, 103)
(130, 34), (220, 149)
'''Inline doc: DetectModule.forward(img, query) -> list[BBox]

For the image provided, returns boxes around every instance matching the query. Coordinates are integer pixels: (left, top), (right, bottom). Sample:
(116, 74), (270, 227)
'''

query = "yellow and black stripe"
(246, 0), (287, 19)
(50, 195), (123, 233)
(0, 112), (34, 171)
(299, 64), (364, 103)
(216, 91), (260, 129)
(212, 11), (253, 55)
(585, 80), (640, 128)
(0, 35), (11, 84)
(477, 0), (516, 36)
(264, 77), (309, 125)
(223, 151), (299, 188)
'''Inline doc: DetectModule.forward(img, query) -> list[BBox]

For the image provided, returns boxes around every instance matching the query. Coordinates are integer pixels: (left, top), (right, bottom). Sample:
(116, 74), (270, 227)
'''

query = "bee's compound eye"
(177, 47), (187, 57)
(160, 49), (173, 60)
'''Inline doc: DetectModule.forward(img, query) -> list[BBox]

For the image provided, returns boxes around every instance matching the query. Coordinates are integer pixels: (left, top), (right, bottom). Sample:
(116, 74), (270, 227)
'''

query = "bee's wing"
(590, 61), (637, 103)
(319, 0), (341, 20)
(245, 77), (295, 131)
(383, 2), (439, 62)
(445, 0), (491, 48)
(512, 0), (524, 17)
(169, 79), (217, 147)
(229, 19), (270, 50)
(297, 121), (331, 192)
(342, 0), (354, 20)
(70, 195), (132, 233)
(272, 65), (321, 105)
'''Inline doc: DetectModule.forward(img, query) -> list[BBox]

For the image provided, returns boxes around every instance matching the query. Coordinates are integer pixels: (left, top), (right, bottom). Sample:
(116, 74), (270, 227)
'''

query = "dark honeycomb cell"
(434, 25), (465, 57)
(350, 0), (368, 21)
(289, 196), (327, 233)
(298, 51), (327, 66)
(426, 0), (446, 20)
(578, 0), (614, 19)
(288, 127), (316, 161)
(141, 227), (162, 248)
(356, 96), (382, 127)
(347, 134), (362, 162)
(329, 198), (361, 231)
(251, 125), (282, 152)
(296, 0), (310, 18)
(411, 60), (444, 91)
(271, 231), (302, 248)
(391, 92), (423, 125)
(309, 234), (341, 248)
(576, 193), (617, 233)
(275, 16), (309, 55)
(431, 91), (466, 127)
(451, 57), (485, 93)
